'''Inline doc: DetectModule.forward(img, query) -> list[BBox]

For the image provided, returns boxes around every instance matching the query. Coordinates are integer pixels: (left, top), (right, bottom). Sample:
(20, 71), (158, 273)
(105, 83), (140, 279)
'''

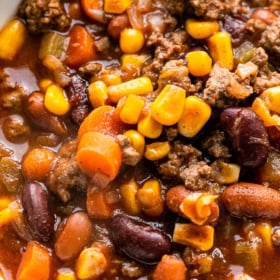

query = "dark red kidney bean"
(220, 107), (269, 168)
(21, 182), (54, 242)
(108, 14), (130, 40)
(26, 92), (67, 136)
(111, 214), (171, 264)
(222, 182), (280, 219)
(65, 74), (91, 125)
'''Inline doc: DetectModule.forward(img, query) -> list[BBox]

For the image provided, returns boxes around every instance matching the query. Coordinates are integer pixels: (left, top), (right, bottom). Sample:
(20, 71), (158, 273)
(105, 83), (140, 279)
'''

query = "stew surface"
(1, 0), (280, 279)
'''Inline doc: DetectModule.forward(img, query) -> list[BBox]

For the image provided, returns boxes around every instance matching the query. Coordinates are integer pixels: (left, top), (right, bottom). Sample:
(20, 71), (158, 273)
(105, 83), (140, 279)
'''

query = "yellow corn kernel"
(259, 86), (280, 114)
(137, 108), (162, 139)
(75, 247), (107, 280)
(144, 141), (170, 161)
(104, 0), (131, 13)
(186, 51), (212, 77)
(121, 54), (149, 70)
(185, 19), (220, 39)
(44, 84), (70, 116)
(255, 222), (273, 251)
(179, 193), (218, 226)
(178, 96), (211, 138)
(211, 160), (240, 184)
(151, 84), (186, 126)
(251, 97), (280, 127)
(0, 196), (12, 211)
(173, 223), (214, 251)
(120, 180), (141, 215)
(108, 77), (153, 103)
(120, 28), (145, 54)
(123, 130), (145, 156)
(56, 269), (77, 280)
(0, 19), (26, 60)
(208, 31), (234, 70)
(0, 208), (12, 227)
(120, 95), (145, 124)
(39, 79), (54, 92)
(88, 81), (108, 108)
(136, 179), (164, 217)
(100, 72), (122, 86)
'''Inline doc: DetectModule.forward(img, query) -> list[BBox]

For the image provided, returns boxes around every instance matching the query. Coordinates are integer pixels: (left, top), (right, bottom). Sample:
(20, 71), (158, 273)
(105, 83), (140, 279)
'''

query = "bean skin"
(111, 214), (171, 264)
(222, 182), (280, 219)
(21, 182), (54, 242)
(108, 14), (129, 40)
(220, 107), (269, 168)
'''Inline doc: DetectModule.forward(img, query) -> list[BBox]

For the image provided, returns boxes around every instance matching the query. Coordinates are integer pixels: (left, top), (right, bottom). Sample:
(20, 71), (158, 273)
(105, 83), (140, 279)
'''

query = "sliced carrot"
(78, 105), (127, 140)
(81, 0), (105, 23)
(153, 254), (187, 280)
(87, 188), (113, 219)
(77, 131), (122, 180)
(16, 241), (51, 280)
(65, 25), (95, 68)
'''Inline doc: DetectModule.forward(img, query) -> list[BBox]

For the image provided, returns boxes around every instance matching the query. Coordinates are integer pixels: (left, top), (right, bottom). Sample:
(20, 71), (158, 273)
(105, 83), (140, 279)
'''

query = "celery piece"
(39, 32), (69, 60)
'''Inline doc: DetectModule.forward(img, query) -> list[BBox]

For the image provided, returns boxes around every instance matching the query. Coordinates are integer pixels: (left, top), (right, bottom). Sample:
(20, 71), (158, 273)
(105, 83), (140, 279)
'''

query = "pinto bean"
(166, 185), (191, 213)
(21, 182), (54, 242)
(111, 214), (171, 264)
(250, 8), (277, 24)
(108, 14), (130, 40)
(55, 211), (93, 261)
(220, 107), (269, 168)
(26, 92), (67, 136)
(222, 182), (280, 219)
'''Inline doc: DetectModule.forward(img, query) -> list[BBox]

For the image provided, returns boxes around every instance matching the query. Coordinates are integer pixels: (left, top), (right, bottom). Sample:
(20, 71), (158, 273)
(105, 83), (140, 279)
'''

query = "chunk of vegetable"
(104, 0), (131, 13)
(186, 51), (212, 77)
(120, 28), (145, 54)
(144, 141), (171, 161)
(186, 19), (220, 39)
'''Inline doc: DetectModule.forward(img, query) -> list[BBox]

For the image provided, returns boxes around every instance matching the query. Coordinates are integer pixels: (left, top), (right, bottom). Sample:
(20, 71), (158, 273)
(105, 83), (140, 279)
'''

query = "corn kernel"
(151, 84), (186, 126)
(259, 86), (280, 114)
(178, 96), (211, 138)
(186, 51), (212, 77)
(104, 0), (131, 14)
(137, 108), (162, 139)
(255, 222), (273, 251)
(208, 31), (234, 70)
(88, 81), (108, 108)
(0, 208), (12, 227)
(173, 223), (214, 251)
(0, 19), (26, 60)
(185, 19), (220, 39)
(123, 130), (145, 156)
(100, 72), (122, 86)
(56, 269), (76, 280)
(108, 77), (153, 103)
(120, 180), (141, 215)
(136, 179), (164, 217)
(144, 141), (170, 161)
(39, 79), (54, 92)
(211, 160), (240, 184)
(120, 94), (145, 124)
(121, 54), (149, 71)
(75, 247), (107, 280)
(44, 84), (70, 116)
(0, 196), (12, 211)
(120, 28), (145, 54)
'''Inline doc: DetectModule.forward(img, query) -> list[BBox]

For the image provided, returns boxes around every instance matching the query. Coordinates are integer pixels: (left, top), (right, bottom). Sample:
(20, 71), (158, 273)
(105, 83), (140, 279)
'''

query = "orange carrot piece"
(78, 105), (127, 140)
(77, 131), (122, 180)
(87, 188), (113, 219)
(16, 241), (51, 280)
(65, 25), (95, 68)
(153, 254), (187, 280)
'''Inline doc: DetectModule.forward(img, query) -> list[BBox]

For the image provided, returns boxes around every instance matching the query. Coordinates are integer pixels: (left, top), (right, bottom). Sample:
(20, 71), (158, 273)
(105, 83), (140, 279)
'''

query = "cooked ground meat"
(259, 17), (280, 54)
(47, 139), (89, 202)
(142, 30), (188, 86)
(19, 0), (70, 33)
(157, 141), (202, 178)
(117, 135), (141, 166)
(160, 0), (186, 15)
(180, 161), (213, 191)
(201, 130), (232, 159)
(190, 0), (249, 20)
(201, 63), (253, 108)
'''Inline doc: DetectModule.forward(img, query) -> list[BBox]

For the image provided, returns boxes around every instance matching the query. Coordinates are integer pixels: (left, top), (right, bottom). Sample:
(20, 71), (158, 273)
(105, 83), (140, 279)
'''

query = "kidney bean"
(21, 182), (54, 242)
(108, 14), (130, 40)
(222, 182), (280, 219)
(26, 92), (67, 136)
(55, 211), (93, 261)
(111, 214), (171, 264)
(220, 107), (269, 168)
(250, 8), (277, 24)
